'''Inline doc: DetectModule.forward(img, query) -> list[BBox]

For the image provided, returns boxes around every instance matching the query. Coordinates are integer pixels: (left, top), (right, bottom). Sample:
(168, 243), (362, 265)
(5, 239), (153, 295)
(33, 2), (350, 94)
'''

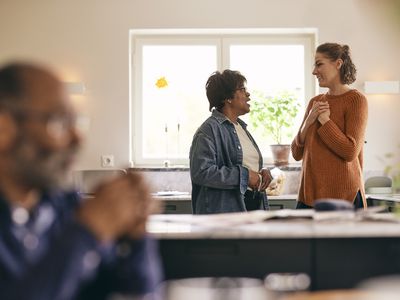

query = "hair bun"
(342, 44), (350, 55)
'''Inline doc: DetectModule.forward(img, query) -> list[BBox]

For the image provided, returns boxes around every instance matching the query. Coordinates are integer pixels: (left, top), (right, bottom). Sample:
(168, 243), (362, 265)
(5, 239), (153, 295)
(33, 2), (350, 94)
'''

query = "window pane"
(141, 45), (216, 160)
(229, 45), (306, 155)
(132, 32), (314, 166)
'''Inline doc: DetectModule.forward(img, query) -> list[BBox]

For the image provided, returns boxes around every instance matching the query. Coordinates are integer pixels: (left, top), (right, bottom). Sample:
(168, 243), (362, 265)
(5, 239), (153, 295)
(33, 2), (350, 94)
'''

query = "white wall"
(0, 0), (399, 171)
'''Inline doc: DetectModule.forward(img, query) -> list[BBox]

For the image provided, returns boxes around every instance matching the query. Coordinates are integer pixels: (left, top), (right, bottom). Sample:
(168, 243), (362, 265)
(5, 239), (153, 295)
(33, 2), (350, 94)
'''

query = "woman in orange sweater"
(291, 43), (368, 209)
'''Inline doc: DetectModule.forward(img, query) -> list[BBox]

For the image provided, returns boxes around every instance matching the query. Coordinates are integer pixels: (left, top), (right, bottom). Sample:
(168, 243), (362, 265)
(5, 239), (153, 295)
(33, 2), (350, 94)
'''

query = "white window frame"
(129, 28), (317, 167)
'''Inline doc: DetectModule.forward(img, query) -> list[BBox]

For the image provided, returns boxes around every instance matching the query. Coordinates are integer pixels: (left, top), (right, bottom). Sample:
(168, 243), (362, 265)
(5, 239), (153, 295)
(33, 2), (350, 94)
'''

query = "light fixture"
(65, 82), (86, 95)
(364, 81), (400, 94)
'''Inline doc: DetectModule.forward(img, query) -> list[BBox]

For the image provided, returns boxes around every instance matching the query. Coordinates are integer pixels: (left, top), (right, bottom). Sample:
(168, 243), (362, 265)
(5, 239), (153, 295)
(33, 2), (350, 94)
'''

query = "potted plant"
(381, 145), (400, 193)
(249, 90), (301, 166)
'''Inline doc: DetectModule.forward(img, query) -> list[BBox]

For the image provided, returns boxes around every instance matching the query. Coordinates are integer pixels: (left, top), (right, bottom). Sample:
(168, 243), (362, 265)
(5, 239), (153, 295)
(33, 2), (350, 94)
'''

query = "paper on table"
(150, 209), (314, 229)
(153, 191), (190, 196)
(151, 205), (400, 227)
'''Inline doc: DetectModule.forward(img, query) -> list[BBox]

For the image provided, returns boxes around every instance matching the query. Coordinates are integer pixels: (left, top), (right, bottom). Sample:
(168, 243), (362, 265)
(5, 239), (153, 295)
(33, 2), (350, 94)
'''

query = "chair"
(72, 169), (127, 196)
(364, 176), (392, 194)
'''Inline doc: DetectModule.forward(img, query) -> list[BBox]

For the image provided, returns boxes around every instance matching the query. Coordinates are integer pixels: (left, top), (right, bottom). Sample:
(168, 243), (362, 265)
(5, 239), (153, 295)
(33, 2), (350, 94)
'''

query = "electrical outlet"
(101, 155), (114, 167)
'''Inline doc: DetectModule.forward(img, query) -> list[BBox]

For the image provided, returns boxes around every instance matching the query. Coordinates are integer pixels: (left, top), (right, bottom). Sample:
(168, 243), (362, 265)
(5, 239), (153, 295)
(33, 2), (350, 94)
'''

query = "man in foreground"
(0, 62), (162, 299)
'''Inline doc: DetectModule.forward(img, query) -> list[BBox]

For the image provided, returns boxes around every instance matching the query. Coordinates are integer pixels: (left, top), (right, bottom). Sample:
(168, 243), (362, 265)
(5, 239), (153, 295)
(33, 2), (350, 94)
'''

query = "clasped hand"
(306, 101), (330, 126)
(78, 172), (158, 242)
(249, 168), (273, 191)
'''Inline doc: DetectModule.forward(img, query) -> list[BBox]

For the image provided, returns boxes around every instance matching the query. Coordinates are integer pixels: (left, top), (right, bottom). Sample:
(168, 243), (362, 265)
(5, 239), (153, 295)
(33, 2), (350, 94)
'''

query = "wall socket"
(101, 155), (114, 167)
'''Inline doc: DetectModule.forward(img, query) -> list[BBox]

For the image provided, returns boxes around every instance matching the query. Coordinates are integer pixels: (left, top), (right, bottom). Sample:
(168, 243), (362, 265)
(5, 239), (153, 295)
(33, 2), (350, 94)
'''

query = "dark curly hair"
(316, 43), (357, 84)
(205, 69), (246, 111)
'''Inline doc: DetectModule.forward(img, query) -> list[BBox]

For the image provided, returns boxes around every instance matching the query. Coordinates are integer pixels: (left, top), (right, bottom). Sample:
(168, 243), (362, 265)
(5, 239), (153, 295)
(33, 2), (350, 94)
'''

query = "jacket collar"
(211, 109), (248, 128)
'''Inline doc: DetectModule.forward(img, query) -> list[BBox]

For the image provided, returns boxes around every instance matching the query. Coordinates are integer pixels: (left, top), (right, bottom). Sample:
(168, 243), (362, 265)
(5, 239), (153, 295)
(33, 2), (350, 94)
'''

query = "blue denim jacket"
(190, 109), (268, 214)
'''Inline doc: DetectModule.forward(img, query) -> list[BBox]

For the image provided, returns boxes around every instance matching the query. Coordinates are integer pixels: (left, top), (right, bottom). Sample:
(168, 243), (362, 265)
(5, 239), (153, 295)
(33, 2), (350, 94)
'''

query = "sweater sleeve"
(291, 131), (305, 161)
(317, 93), (368, 162)
(291, 99), (314, 161)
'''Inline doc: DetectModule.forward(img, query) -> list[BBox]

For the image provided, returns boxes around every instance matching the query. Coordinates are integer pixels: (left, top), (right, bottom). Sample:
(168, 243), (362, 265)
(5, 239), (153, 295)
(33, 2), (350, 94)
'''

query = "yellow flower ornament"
(155, 76), (168, 88)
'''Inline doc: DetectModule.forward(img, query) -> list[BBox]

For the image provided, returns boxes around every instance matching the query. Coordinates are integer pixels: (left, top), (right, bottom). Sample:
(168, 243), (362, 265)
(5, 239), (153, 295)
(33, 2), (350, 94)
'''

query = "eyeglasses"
(12, 110), (83, 140)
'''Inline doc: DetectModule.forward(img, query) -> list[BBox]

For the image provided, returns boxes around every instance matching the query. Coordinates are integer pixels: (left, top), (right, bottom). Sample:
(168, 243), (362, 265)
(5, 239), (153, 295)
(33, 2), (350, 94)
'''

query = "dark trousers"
(296, 190), (364, 209)
(296, 201), (313, 209)
(353, 190), (364, 209)
(244, 190), (262, 211)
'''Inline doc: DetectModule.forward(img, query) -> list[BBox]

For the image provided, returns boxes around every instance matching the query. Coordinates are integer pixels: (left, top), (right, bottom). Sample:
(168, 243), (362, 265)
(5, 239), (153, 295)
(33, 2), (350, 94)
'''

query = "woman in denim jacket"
(190, 70), (272, 214)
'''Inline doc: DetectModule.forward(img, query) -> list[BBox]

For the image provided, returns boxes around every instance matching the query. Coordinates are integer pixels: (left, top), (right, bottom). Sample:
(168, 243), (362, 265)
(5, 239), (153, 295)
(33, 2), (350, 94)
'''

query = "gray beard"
(11, 138), (79, 193)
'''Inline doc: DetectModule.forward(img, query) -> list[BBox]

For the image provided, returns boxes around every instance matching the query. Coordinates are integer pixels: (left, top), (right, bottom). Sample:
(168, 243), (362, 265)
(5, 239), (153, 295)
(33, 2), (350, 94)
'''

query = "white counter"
(152, 193), (298, 201)
(153, 209), (400, 290)
(367, 193), (400, 202)
(148, 210), (400, 239)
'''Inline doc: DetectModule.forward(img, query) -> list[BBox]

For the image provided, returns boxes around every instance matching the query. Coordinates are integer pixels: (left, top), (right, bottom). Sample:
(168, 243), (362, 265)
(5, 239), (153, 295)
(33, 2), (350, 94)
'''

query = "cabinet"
(158, 236), (400, 290)
(162, 199), (192, 214)
(268, 195), (297, 210)
(160, 238), (311, 281)
(314, 238), (400, 289)
(155, 194), (298, 214)
(153, 195), (192, 214)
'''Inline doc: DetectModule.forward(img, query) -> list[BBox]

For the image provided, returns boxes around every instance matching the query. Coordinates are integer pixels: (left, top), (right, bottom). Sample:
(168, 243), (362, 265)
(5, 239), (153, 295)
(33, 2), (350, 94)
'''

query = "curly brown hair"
(316, 43), (357, 84)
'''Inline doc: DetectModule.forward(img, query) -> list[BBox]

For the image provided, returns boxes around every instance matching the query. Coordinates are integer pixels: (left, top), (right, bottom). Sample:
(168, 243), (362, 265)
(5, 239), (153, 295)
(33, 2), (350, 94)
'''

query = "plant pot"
(270, 144), (291, 166)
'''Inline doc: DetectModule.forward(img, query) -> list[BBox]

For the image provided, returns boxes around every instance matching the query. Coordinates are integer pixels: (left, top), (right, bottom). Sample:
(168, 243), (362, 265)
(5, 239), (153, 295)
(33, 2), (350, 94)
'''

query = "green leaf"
(248, 89), (301, 144)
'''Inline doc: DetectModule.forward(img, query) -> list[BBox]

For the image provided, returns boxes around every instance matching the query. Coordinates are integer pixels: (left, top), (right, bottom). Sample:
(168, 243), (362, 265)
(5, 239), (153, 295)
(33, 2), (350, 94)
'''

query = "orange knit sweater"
(291, 89), (368, 207)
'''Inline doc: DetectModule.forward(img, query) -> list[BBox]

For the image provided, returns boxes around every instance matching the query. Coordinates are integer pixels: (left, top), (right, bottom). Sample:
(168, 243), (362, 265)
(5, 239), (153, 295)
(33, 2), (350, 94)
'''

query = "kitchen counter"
(153, 193), (400, 214)
(149, 211), (400, 290)
(152, 193), (298, 200)
(367, 193), (400, 202)
(367, 194), (400, 212)
(148, 210), (400, 239)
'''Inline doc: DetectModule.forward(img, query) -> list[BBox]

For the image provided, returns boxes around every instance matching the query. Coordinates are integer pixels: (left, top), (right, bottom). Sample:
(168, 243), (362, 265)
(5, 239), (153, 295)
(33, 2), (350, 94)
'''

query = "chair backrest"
(365, 176), (392, 194)
(73, 169), (127, 195)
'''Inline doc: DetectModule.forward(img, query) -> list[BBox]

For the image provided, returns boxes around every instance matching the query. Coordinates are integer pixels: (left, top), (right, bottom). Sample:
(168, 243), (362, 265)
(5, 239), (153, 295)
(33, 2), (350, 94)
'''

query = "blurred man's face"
(10, 69), (81, 191)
